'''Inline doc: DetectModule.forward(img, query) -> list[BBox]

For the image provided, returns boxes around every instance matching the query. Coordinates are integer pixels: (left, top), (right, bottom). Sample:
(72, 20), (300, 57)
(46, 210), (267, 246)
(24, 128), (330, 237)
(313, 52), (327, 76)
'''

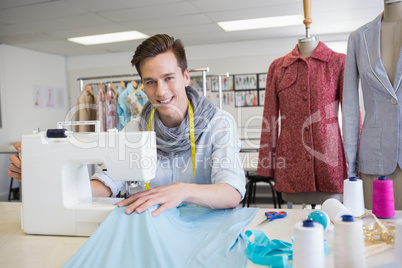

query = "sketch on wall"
(33, 85), (65, 109)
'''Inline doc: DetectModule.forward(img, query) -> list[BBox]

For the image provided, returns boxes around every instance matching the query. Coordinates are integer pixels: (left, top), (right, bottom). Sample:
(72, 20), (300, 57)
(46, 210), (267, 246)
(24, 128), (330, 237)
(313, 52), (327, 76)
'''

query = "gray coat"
(342, 13), (402, 177)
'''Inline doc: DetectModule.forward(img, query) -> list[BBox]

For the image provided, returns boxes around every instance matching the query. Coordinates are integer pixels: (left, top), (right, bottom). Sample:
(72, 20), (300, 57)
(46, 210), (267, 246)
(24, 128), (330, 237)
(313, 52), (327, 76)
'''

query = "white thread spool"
(322, 198), (352, 223)
(343, 177), (365, 217)
(334, 215), (366, 268)
(293, 220), (325, 268)
(396, 219), (402, 266)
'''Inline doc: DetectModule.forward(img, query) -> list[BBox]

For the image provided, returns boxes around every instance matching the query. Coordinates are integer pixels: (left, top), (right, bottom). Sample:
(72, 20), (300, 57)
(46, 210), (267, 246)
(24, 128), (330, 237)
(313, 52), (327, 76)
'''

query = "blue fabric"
(244, 230), (330, 268)
(117, 83), (135, 130)
(135, 88), (148, 106)
(244, 230), (293, 268)
(64, 205), (258, 268)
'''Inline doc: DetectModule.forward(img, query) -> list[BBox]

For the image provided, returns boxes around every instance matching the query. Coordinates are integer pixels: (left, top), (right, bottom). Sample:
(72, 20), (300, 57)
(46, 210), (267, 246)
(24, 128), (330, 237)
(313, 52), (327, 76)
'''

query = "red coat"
(257, 42), (347, 193)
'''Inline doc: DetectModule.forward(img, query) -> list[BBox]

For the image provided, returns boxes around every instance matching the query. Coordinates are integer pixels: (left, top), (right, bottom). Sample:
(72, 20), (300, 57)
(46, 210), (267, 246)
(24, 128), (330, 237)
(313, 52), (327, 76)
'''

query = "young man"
(8, 34), (246, 216)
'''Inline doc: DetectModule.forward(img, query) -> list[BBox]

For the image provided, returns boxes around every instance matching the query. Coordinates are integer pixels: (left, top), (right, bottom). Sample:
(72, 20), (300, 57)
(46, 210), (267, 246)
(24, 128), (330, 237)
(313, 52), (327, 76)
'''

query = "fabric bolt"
(117, 83), (135, 130)
(342, 13), (402, 177)
(257, 42), (347, 193)
(75, 91), (96, 132)
(96, 86), (106, 132)
(64, 205), (258, 268)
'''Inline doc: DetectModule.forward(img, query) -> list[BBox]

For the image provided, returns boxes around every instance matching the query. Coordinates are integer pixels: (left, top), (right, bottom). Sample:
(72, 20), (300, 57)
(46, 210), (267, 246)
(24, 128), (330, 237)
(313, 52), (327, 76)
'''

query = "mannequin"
(359, 0), (402, 210)
(257, 0), (346, 208)
(381, 0), (402, 84)
(297, 0), (320, 59)
(286, 27), (343, 206)
(298, 38), (320, 58)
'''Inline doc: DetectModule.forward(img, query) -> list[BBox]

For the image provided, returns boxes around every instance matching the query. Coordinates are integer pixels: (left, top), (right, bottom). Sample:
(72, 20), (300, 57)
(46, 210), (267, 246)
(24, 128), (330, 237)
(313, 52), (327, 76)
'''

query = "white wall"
(0, 44), (68, 198)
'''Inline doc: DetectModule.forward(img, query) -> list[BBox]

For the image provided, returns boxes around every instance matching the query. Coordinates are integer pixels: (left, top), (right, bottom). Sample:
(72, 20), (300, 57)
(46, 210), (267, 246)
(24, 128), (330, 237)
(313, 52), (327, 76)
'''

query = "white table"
(0, 202), (399, 268)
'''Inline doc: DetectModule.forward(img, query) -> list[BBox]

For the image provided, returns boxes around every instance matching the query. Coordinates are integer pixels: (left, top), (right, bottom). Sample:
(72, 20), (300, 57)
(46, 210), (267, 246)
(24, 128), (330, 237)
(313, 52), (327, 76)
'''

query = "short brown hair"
(131, 34), (188, 78)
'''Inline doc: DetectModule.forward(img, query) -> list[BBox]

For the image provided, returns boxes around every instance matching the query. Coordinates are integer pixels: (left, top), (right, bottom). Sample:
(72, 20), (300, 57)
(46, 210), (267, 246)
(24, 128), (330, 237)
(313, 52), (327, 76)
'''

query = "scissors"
(257, 211), (287, 226)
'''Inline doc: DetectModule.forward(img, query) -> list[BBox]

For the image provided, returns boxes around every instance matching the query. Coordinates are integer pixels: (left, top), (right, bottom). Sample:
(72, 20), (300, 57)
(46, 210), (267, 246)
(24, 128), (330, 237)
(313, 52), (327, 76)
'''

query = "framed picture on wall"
(234, 74), (257, 90)
(258, 73), (267, 89)
(222, 75), (234, 91)
(190, 76), (204, 92)
(211, 76), (219, 92)
(190, 76), (211, 94)
(235, 90), (259, 107)
(259, 90), (265, 106)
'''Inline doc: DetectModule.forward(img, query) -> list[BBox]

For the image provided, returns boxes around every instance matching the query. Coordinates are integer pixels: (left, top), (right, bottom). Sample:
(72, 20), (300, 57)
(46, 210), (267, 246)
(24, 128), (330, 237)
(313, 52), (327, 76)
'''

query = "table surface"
(0, 144), (17, 154)
(0, 202), (399, 268)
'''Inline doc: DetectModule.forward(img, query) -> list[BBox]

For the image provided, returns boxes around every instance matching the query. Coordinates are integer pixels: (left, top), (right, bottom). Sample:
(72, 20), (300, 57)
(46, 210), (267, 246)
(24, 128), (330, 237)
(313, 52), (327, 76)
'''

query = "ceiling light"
(218, 15), (304, 32)
(68, 31), (149, 45)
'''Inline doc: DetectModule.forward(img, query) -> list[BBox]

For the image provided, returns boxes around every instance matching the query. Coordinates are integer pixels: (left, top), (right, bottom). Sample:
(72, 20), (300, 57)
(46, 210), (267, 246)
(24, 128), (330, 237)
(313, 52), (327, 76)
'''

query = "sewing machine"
(20, 127), (156, 236)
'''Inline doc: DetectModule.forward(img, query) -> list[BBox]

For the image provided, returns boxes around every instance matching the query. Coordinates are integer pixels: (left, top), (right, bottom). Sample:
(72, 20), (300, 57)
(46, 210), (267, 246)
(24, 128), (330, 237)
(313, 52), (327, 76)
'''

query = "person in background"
(8, 34), (246, 217)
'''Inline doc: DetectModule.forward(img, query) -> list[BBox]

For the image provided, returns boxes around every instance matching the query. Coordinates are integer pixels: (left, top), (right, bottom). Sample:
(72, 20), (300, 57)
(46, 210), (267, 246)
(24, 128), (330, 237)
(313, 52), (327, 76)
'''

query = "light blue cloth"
(92, 109), (246, 200)
(116, 83), (135, 130)
(135, 88), (148, 106)
(244, 230), (293, 268)
(244, 230), (330, 268)
(64, 205), (258, 268)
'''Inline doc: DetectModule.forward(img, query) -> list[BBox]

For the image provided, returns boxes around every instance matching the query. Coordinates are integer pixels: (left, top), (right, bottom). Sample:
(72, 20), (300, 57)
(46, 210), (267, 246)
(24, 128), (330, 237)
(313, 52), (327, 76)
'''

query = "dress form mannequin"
(298, 38), (319, 58)
(360, 0), (402, 210)
(381, 0), (402, 84)
(281, 0), (343, 207)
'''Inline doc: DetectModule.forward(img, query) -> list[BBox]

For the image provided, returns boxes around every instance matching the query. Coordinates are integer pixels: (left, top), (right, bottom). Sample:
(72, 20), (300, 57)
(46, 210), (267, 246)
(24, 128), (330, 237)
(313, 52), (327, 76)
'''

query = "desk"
(1, 202), (399, 267)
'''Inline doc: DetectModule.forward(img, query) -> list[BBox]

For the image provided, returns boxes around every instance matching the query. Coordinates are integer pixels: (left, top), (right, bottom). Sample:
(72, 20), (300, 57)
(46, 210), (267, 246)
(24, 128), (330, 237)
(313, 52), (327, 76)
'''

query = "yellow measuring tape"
(147, 100), (196, 190)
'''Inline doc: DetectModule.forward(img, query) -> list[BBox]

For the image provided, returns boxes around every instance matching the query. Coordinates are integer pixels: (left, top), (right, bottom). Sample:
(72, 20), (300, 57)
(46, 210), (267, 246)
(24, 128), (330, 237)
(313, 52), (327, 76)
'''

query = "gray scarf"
(139, 86), (216, 157)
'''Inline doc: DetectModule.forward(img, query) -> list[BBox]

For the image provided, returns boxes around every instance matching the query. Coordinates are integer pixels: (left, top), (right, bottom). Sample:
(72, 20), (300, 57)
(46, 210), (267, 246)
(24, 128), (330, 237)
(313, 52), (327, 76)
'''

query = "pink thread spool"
(372, 176), (395, 218)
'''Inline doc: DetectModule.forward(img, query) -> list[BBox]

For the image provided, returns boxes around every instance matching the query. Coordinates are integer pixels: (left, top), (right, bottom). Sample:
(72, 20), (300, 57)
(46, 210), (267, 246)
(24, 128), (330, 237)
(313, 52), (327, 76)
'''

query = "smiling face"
(140, 50), (190, 128)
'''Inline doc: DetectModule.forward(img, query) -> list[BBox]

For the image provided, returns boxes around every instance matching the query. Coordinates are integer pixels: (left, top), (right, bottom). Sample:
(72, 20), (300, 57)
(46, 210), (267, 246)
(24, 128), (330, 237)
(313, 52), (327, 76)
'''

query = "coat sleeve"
(342, 33), (361, 177)
(257, 60), (280, 177)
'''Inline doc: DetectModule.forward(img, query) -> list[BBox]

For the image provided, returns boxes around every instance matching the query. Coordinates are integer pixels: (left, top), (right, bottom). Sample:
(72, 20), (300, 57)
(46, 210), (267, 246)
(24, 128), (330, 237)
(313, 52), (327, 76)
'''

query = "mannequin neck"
(298, 38), (319, 58)
(384, 0), (402, 21)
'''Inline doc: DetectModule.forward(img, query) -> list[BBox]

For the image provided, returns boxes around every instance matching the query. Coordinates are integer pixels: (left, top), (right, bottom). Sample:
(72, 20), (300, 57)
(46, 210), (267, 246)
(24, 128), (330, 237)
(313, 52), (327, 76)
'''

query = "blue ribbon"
(244, 230), (293, 268)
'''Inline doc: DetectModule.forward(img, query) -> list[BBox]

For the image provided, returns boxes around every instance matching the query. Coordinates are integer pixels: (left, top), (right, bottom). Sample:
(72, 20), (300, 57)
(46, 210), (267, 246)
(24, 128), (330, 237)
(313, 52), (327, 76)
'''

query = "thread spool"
(334, 215), (366, 268)
(46, 128), (68, 138)
(293, 220), (325, 268)
(343, 177), (365, 217)
(321, 198), (352, 223)
(396, 219), (402, 266)
(372, 176), (395, 218)
(307, 210), (330, 230)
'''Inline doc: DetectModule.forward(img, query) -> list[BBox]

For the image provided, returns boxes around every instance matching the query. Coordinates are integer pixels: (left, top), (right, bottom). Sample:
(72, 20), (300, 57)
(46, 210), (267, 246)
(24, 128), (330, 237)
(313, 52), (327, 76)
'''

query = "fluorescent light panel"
(218, 15), (304, 32)
(68, 31), (149, 45)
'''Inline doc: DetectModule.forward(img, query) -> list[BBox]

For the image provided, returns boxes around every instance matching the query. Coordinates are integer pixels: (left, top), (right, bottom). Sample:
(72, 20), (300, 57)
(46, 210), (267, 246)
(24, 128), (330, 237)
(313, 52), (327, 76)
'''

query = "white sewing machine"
(21, 126), (156, 236)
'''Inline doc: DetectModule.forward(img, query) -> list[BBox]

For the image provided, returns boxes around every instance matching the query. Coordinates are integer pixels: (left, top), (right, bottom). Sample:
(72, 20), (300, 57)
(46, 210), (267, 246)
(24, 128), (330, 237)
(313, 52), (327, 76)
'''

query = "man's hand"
(8, 142), (22, 181)
(118, 182), (188, 217)
(117, 182), (241, 217)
